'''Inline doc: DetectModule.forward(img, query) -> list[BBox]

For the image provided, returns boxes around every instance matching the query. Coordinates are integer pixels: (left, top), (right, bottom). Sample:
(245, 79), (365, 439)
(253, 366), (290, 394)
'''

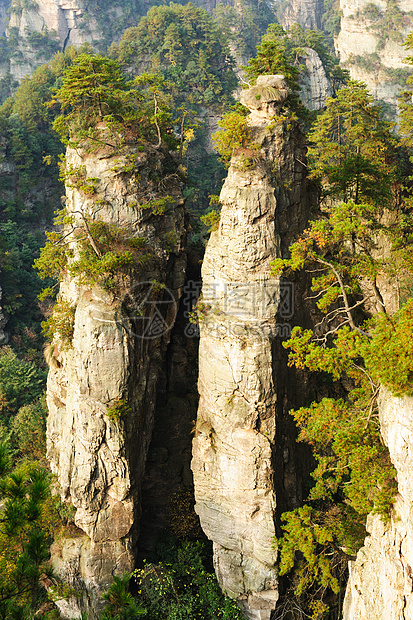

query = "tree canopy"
(111, 3), (237, 110)
(272, 79), (413, 618)
(308, 81), (398, 205)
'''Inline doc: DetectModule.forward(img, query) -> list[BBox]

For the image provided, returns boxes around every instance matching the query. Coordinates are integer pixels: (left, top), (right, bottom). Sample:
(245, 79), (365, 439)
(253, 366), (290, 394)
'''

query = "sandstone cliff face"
(192, 76), (308, 620)
(6, 0), (101, 80)
(336, 0), (413, 115)
(299, 47), (333, 111)
(47, 143), (186, 619)
(343, 388), (413, 620)
(278, 0), (325, 30)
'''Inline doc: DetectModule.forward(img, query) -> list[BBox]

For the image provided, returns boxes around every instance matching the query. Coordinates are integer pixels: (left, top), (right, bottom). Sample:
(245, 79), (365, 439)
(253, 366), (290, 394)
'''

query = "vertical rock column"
(47, 143), (186, 618)
(192, 76), (308, 620)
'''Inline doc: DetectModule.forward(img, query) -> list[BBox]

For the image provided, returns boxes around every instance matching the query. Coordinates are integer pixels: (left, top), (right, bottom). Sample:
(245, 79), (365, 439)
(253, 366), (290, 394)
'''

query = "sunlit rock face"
(336, 0), (413, 116)
(47, 140), (186, 619)
(343, 388), (413, 620)
(299, 47), (333, 111)
(192, 76), (309, 620)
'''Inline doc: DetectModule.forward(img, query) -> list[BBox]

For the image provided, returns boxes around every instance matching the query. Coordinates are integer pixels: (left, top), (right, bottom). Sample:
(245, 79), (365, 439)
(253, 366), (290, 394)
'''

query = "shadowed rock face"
(278, 0), (325, 30)
(192, 76), (308, 620)
(343, 389), (413, 620)
(47, 142), (186, 619)
(0, 0), (9, 38)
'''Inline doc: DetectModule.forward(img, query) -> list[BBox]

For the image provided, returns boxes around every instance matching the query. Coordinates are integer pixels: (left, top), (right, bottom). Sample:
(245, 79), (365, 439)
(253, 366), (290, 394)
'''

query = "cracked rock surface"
(192, 77), (308, 620)
(47, 143), (186, 619)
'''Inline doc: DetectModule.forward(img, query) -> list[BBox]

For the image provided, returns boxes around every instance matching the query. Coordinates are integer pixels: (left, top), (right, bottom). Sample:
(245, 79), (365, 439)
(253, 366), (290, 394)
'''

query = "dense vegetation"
(271, 79), (413, 618)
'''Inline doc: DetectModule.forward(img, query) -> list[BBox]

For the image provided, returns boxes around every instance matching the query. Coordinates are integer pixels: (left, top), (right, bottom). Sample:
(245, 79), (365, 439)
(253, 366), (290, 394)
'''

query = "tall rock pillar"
(46, 142), (186, 618)
(192, 76), (308, 619)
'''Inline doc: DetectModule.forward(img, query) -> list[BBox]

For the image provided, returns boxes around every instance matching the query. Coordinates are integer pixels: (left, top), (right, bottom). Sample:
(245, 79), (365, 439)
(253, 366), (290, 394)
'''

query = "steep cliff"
(0, 0), (9, 37)
(336, 0), (413, 115)
(299, 46), (333, 111)
(343, 388), (413, 620)
(3, 0), (150, 80)
(278, 0), (325, 30)
(192, 76), (309, 620)
(46, 141), (186, 618)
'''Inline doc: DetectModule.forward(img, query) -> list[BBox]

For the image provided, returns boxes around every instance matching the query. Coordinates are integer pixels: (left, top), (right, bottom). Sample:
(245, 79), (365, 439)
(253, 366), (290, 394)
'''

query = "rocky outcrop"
(343, 388), (413, 620)
(6, 0), (101, 80)
(336, 0), (413, 116)
(47, 141), (186, 618)
(278, 0), (325, 30)
(299, 47), (333, 111)
(0, 0), (9, 37)
(192, 75), (308, 620)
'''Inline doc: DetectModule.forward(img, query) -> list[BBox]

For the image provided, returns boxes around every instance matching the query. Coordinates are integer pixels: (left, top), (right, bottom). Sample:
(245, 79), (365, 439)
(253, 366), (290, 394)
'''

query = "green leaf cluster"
(133, 537), (242, 620)
(243, 23), (342, 118)
(308, 81), (397, 204)
(213, 0), (277, 62)
(111, 3), (237, 111)
(101, 573), (146, 619)
(273, 79), (413, 616)
(52, 54), (177, 151)
(212, 110), (256, 167)
(106, 398), (131, 424)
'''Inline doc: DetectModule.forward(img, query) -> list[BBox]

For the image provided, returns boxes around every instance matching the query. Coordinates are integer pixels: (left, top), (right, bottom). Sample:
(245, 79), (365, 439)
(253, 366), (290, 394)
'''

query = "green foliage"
(200, 209), (221, 232)
(244, 24), (300, 99)
(68, 220), (148, 291)
(307, 81), (397, 204)
(111, 3), (237, 111)
(106, 399), (131, 424)
(133, 537), (242, 620)
(399, 33), (413, 147)
(26, 28), (60, 61)
(35, 208), (149, 299)
(361, 0), (412, 46)
(212, 110), (256, 166)
(52, 54), (177, 151)
(213, 0), (277, 62)
(272, 80), (413, 616)
(41, 299), (75, 349)
(101, 574), (146, 619)
(322, 0), (342, 47)
(0, 48), (92, 343)
(243, 24), (341, 116)
(0, 456), (54, 618)
(73, 0), (152, 53)
(364, 299), (413, 395)
(11, 397), (47, 461)
(0, 347), (46, 423)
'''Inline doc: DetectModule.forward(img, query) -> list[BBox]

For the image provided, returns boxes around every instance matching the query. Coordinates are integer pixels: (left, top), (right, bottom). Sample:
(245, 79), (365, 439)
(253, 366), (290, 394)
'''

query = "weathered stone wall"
(192, 76), (309, 620)
(336, 0), (413, 115)
(299, 47), (333, 111)
(47, 143), (186, 619)
(278, 0), (325, 30)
